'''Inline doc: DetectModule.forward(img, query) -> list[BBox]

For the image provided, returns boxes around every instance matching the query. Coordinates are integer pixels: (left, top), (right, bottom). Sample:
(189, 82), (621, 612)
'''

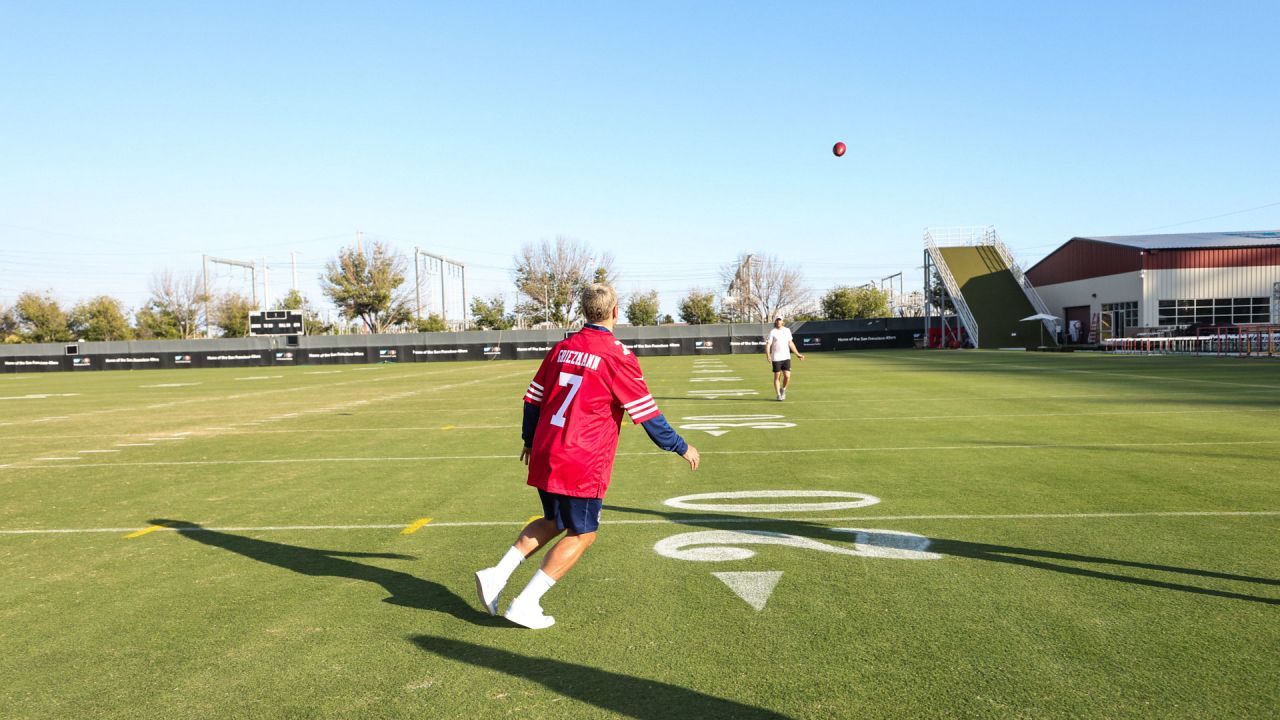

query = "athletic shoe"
(474, 568), (504, 616)
(504, 600), (556, 629)
(780, 388), (787, 401)
(775, 391), (782, 401)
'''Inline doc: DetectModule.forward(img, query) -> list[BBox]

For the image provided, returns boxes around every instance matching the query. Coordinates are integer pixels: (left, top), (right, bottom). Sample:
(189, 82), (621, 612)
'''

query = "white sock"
(491, 547), (525, 585)
(512, 570), (556, 608)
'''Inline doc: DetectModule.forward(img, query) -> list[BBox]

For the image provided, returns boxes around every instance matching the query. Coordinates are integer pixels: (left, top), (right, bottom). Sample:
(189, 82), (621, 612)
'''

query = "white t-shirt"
(767, 327), (793, 361)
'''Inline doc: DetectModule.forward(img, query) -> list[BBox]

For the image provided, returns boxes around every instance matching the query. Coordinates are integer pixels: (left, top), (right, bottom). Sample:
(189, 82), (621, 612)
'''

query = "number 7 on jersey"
(549, 372), (583, 427)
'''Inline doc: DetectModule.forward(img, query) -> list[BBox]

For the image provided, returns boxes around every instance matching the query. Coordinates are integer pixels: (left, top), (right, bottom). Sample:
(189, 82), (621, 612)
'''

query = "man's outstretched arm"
(641, 414), (700, 470)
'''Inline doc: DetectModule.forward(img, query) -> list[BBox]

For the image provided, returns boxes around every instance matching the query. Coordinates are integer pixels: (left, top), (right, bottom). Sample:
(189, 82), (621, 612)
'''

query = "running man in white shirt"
(765, 316), (804, 401)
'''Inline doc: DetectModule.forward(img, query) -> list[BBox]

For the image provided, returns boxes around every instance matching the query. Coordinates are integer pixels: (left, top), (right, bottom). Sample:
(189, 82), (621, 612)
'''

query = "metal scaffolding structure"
(414, 248), (468, 330)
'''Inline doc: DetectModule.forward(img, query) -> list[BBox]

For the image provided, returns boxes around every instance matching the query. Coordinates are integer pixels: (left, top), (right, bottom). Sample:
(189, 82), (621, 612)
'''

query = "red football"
(832, 141), (846, 157)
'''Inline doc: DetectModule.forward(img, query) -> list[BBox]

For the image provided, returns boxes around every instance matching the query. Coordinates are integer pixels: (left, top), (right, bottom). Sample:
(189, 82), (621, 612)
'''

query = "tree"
(660, 314), (674, 325)
(470, 295), (515, 330)
(139, 270), (207, 339)
(678, 290), (718, 325)
(320, 241), (413, 333)
(625, 290), (660, 326)
(820, 286), (892, 320)
(722, 253), (809, 322)
(68, 296), (132, 341)
(513, 237), (616, 326)
(0, 303), (18, 343)
(275, 289), (332, 335)
(416, 313), (448, 332)
(13, 292), (72, 343)
(212, 293), (255, 338)
(927, 270), (956, 314)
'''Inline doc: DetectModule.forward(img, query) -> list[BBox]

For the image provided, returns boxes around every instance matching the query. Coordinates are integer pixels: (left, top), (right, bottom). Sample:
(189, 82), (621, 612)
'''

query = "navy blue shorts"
(538, 489), (602, 534)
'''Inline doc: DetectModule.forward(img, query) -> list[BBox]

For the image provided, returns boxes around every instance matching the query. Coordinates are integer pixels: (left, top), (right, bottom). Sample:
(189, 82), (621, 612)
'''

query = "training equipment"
(832, 141), (846, 157)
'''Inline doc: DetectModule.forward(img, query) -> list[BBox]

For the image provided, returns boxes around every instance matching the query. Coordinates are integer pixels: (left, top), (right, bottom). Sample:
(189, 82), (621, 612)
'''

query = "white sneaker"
(504, 600), (556, 629)
(474, 568), (504, 616)
(775, 391), (782, 401)
(780, 388), (787, 400)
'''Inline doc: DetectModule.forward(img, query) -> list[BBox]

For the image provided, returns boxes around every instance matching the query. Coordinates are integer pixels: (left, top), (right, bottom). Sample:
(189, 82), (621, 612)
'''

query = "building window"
(1156, 297), (1269, 326)
(1101, 301), (1138, 329)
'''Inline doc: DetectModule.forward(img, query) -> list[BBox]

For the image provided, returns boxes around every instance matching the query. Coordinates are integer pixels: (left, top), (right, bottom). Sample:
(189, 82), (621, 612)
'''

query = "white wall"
(1144, 266), (1280, 325)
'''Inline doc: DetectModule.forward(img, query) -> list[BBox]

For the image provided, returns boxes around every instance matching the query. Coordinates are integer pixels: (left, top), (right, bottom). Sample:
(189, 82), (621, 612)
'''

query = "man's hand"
(797, 353), (806, 361)
(520, 447), (531, 466)
(682, 445), (700, 471)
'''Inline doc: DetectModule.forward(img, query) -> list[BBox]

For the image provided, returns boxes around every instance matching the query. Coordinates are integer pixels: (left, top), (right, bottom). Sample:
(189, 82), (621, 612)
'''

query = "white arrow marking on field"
(713, 571), (782, 611)
(704, 430), (729, 437)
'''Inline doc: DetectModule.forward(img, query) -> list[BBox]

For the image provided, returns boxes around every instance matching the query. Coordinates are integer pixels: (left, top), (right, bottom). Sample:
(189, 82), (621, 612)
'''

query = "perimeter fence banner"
(0, 318), (926, 373)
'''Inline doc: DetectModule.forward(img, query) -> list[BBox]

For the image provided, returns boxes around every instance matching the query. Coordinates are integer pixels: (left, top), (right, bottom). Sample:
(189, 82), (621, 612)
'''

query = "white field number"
(653, 528), (940, 562)
(664, 489), (879, 513)
(678, 414), (796, 433)
(549, 372), (583, 427)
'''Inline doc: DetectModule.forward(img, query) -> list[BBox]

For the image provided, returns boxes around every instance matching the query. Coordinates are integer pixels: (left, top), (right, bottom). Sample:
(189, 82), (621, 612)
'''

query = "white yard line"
(896, 355), (1280, 391)
(4, 438), (1277, 471)
(77, 449), (120, 454)
(1, 510), (1275, 536)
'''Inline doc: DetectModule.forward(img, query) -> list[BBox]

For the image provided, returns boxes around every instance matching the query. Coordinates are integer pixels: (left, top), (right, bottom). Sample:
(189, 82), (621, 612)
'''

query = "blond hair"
(579, 283), (617, 324)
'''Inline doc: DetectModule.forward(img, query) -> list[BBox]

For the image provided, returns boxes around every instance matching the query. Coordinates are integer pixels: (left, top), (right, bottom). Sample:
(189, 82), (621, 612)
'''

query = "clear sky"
(2, 1), (1277, 320)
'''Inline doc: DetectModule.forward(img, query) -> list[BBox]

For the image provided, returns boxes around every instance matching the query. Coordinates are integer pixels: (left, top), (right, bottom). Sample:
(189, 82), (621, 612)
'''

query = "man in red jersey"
(475, 283), (700, 629)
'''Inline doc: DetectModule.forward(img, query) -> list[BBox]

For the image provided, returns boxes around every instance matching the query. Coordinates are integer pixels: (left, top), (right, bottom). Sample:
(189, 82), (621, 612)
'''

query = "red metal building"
(1026, 231), (1280, 339)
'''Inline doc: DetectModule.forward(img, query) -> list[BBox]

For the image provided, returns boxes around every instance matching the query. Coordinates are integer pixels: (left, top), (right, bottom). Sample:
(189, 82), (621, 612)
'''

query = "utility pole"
(356, 230), (363, 254)
(262, 257), (270, 309)
(291, 252), (298, 293)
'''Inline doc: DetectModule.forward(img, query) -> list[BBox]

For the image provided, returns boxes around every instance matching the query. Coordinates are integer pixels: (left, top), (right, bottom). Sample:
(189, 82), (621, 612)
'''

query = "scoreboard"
(248, 310), (305, 336)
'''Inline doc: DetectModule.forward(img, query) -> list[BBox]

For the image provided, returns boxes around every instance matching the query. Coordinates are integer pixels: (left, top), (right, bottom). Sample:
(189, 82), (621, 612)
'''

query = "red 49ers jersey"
(523, 325), (660, 498)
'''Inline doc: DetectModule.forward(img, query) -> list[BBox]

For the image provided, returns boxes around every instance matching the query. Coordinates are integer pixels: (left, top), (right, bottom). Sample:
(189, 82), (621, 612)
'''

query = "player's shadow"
(410, 635), (794, 720)
(607, 506), (1280, 606)
(150, 519), (502, 625)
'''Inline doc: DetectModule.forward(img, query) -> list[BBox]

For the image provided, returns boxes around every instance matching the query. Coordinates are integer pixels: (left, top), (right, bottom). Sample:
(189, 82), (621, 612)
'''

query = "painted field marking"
(2, 510), (1275, 536)
(693, 369), (735, 374)
(304, 371), (343, 375)
(6, 438), (1279, 471)
(124, 523), (171, 539)
(146, 437), (187, 442)
(140, 383), (202, 388)
(77, 449), (120, 454)
(895, 355), (1280, 391)
(114, 443), (154, 447)
(687, 389), (758, 399)
(690, 377), (744, 383)
(235, 376), (283, 381)
(442, 425), (456, 431)
(525, 515), (544, 524)
(714, 571), (782, 611)
(32, 417), (70, 423)
(0, 393), (80, 401)
(34, 457), (81, 462)
(401, 517), (434, 535)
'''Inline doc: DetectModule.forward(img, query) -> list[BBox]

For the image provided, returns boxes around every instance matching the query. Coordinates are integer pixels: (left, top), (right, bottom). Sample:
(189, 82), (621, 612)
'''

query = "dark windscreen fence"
(0, 318), (927, 373)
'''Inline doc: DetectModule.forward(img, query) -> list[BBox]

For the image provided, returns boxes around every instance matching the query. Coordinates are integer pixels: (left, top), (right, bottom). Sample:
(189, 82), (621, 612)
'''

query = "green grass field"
(1, 351), (1277, 719)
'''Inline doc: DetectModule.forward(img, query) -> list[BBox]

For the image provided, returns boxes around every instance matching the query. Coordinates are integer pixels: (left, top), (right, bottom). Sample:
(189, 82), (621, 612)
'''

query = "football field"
(1, 351), (1277, 719)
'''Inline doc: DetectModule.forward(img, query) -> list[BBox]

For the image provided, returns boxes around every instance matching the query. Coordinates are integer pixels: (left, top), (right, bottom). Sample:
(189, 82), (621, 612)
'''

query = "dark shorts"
(538, 489), (603, 534)
(771, 359), (792, 373)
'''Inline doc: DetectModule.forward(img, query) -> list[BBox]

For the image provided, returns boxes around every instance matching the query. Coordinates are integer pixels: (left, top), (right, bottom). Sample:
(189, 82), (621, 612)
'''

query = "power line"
(1135, 199), (1280, 233)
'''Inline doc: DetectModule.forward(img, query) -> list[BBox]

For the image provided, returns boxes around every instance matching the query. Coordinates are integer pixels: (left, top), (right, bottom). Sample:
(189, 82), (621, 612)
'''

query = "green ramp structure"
(923, 226), (1058, 349)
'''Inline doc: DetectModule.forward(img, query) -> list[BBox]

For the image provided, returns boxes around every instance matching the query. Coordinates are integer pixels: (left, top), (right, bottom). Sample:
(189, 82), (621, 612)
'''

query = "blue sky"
(2, 1), (1277, 319)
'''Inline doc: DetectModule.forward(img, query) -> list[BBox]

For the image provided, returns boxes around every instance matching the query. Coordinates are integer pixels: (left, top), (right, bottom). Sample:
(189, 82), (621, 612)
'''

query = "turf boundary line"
(5, 438), (1277, 470)
(2, 510), (1276, 535)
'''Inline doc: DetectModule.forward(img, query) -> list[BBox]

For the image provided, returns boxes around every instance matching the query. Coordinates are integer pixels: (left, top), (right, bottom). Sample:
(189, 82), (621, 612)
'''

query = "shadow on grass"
(606, 507), (1280, 606)
(410, 635), (793, 720)
(150, 519), (502, 626)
